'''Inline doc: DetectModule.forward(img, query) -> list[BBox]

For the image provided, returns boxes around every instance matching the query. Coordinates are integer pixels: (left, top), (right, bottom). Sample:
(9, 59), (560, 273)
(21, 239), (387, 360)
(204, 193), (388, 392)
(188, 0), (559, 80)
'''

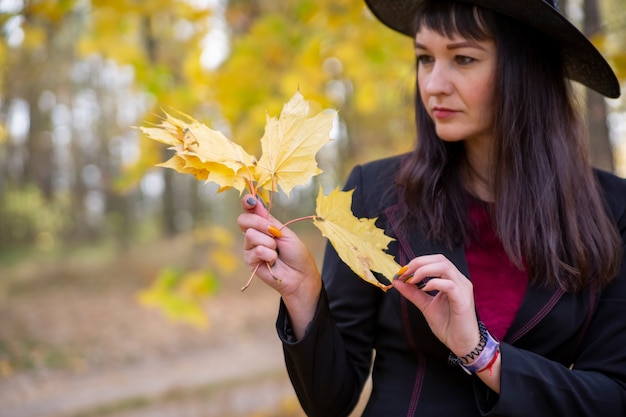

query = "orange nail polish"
(268, 225), (283, 238)
(392, 265), (408, 280)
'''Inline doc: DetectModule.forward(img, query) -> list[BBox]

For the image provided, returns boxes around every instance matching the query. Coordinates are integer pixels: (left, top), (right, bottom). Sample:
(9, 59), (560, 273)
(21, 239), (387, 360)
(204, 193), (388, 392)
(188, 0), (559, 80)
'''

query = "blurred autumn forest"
(0, 0), (624, 416)
(2, 0), (626, 276)
(0, 0), (422, 325)
(0, 0), (625, 336)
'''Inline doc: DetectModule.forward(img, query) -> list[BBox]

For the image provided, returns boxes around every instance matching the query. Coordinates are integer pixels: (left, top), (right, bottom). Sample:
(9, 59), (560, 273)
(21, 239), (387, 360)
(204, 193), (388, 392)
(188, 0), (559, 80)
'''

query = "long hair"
(396, 0), (622, 291)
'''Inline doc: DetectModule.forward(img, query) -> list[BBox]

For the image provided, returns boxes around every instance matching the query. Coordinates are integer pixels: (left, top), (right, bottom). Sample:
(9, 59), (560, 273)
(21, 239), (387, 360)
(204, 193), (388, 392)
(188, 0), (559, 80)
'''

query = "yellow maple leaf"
(181, 153), (249, 193)
(312, 187), (400, 291)
(139, 111), (257, 193)
(255, 91), (336, 196)
(141, 92), (335, 198)
(157, 155), (210, 182)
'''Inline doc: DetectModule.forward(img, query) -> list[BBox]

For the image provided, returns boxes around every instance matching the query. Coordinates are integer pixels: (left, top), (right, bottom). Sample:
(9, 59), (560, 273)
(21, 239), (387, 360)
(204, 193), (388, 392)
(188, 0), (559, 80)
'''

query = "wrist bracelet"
(448, 321), (500, 375)
(476, 347), (500, 376)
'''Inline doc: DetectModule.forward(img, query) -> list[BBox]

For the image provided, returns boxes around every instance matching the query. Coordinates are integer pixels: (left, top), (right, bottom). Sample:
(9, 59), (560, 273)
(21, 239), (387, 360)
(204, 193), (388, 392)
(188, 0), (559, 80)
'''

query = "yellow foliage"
(0, 123), (7, 145)
(21, 25), (47, 50)
(313, 187), (401, 290)
(209, 248), (239, 275)
(145, 90), (401, 292)
(137, 268), (220, 329)
(207, 0), (415, 168)
(603, 32), (626, 82)
(194, 225), (239, 275)
(140, 91), (336, 198)
(24, 0), (76, 24)
(194, 224), (234, 246)
(256, 92), (336, 196)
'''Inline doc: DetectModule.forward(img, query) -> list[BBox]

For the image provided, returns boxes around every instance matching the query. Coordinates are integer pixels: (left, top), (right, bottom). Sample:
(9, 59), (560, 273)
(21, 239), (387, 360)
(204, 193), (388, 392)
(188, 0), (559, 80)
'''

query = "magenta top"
(465, 198), (528, 340)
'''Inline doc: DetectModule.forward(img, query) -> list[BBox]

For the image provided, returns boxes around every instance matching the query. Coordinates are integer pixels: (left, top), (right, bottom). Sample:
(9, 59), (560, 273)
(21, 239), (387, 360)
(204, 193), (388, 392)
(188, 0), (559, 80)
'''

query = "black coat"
(277, 154), (626, 416)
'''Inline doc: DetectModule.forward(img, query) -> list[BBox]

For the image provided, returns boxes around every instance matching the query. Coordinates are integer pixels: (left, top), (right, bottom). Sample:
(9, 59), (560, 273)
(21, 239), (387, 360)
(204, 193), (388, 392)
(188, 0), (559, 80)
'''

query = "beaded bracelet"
(448, 321), (500, 375)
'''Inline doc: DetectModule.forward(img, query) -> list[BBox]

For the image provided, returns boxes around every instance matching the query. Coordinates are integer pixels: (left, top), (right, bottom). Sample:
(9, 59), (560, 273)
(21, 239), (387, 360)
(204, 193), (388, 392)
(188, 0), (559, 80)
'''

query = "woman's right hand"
(237, 194), (322, 339)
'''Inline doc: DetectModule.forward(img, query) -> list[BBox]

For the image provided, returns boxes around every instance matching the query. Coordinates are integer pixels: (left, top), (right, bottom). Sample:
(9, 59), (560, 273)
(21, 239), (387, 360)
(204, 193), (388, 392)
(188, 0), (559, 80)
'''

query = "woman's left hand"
(393, 254), (481, 359)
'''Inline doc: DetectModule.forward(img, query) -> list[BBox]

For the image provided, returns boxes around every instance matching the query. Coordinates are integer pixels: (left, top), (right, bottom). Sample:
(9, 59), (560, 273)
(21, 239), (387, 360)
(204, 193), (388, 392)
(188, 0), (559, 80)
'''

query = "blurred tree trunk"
(97, 90), (134, 248)
(23, 86), (54, 200)
(161, 156), (177, 236)
(19, 17), (67, 201)
(139, 15), (177, 236)
(9, 24), (55, 198)
(584, 0), (615, 172)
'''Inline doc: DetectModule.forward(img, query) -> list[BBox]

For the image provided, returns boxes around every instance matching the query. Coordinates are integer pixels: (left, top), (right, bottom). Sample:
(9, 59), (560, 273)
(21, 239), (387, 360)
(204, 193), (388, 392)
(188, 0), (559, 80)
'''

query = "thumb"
(242, 194), (270, 217)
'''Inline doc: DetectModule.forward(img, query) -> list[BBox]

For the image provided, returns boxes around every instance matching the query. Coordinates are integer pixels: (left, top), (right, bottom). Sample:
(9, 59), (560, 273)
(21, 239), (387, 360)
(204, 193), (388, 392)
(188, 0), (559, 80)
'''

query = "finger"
(402, 276), (440, 296)
(405, 262), (446, 284)
(241, 194), (274, 222)
(243, 228), (277, 251)
(406, 276), (456, 293)
(406, 255), (468, 285)
(242, 217), (285, 240)
(242, 194), (256, 210)
(243, 230), (278, 268)
(405, 274), (475, 315)
(241, 194), (268, 216)
(393, 255), (442, 281)
(393, 279), (436, 309)
(244, 244), (279, 267)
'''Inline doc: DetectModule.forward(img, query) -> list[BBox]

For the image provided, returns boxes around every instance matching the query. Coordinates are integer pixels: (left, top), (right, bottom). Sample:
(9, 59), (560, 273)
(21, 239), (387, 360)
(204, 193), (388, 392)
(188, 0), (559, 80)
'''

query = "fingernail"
(268, 225), (283, 238)
(246, 196), (257, 207)
(392, 265), (408, 280)
(416, 277), (434, 289)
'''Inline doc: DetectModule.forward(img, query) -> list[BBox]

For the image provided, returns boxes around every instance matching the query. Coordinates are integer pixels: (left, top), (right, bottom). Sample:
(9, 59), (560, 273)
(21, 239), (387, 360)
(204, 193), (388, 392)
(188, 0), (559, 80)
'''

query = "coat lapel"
(384, 201), (469, 280)
(503, 285), (565, 344)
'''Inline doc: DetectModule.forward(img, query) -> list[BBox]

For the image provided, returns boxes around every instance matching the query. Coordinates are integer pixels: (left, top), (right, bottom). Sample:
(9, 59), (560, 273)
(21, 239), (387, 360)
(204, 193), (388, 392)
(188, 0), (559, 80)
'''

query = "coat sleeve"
(276, 164), (383, 417)
(476, 173), (626, 416)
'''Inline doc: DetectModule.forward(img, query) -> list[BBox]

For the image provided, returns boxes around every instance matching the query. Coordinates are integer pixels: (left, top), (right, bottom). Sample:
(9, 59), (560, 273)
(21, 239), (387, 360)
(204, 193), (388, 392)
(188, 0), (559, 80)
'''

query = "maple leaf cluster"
(139, 91), (334, 200)
(140, 91), (400, 291)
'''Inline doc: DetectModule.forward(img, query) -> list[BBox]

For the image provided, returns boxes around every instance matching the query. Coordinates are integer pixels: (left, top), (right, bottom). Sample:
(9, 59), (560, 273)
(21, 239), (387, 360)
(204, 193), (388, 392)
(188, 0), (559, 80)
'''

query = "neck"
(463, 138), (494, 201)
(464, 158), (493, 202)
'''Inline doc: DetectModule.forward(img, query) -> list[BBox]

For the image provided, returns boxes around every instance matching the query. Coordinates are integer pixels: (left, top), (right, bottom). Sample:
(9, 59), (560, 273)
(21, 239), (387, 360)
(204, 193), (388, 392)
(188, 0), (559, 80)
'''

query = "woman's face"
(415, 27), (497, 149)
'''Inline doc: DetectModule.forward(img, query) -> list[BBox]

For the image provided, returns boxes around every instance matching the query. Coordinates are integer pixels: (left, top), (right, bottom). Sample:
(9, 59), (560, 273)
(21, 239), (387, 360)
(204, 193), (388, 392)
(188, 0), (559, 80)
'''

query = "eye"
(417, 54), (434, 65)
(455, 55), (475, 65)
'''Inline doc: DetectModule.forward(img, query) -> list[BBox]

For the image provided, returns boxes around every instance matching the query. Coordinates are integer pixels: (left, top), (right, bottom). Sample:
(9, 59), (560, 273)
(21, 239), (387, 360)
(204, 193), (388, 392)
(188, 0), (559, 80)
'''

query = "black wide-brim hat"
(364, 0), (621, 98)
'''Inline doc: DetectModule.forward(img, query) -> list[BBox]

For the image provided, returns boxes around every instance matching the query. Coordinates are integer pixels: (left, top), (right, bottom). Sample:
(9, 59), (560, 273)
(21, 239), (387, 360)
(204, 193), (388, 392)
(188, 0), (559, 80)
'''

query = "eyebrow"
(414, 41), (487, 51)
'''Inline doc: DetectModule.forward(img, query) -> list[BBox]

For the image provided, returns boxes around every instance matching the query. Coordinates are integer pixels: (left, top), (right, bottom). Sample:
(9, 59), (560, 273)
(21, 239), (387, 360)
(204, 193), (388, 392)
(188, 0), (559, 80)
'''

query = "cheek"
(470, 77), (495, 117)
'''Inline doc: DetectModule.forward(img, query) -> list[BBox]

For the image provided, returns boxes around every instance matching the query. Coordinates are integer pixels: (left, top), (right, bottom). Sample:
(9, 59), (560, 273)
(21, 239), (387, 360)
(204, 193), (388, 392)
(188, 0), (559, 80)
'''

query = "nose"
(422, 62), (453, 96)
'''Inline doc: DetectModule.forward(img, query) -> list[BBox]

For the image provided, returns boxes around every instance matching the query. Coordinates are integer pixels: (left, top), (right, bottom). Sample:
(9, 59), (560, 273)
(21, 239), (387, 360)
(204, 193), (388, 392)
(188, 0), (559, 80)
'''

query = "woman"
(238, 0), (626, 415)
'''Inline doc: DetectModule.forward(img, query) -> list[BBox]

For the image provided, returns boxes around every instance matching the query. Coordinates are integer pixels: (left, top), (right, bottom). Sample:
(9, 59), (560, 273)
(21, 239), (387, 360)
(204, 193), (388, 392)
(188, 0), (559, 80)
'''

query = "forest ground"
(0, 232), (318, 417)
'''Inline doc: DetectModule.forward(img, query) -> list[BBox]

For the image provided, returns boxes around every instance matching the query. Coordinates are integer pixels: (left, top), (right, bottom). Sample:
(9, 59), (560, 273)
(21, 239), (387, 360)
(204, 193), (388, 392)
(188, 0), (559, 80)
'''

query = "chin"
(436, 133), (466, 143)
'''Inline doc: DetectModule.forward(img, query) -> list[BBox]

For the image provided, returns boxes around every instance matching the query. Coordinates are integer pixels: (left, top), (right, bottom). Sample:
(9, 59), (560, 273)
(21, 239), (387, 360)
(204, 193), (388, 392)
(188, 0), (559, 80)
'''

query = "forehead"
(413, 2), (494, 42)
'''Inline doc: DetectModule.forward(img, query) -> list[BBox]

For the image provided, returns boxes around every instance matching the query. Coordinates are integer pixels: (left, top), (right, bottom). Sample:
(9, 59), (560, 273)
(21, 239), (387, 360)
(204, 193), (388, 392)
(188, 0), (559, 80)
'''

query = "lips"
(432, 106), (457, 119)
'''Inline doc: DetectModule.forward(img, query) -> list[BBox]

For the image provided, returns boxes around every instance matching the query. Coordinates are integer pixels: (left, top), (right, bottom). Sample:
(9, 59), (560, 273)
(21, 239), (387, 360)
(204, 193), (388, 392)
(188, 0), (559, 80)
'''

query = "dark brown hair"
(396, 0), (622, 291)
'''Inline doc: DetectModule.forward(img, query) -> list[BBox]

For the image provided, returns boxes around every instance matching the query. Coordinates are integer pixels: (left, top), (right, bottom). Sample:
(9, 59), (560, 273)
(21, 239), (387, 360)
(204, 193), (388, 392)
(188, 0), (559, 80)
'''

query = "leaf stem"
(242, 163), (257, 197)
(241, 264), (260, 292)
(267, 177), (276, 214)
(281, 215), (318, 230)
(240, 262), (281, 292)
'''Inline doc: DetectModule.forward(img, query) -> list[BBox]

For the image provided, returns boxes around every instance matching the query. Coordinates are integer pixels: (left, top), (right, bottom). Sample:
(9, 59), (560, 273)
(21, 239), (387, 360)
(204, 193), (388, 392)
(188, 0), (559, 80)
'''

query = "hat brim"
(364, 0), (621, 98)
